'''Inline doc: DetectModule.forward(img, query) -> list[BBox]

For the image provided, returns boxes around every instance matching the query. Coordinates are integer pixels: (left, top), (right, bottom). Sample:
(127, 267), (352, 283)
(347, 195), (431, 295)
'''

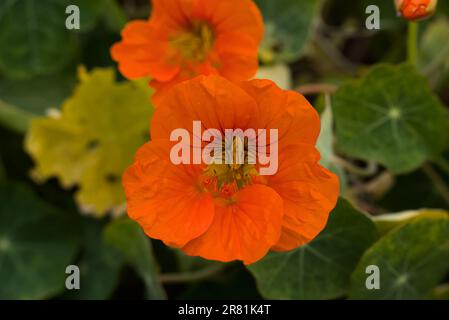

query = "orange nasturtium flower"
(122, 75), (339, 264)
(111, 0), (263, 103)
(395, 0), (438, 21)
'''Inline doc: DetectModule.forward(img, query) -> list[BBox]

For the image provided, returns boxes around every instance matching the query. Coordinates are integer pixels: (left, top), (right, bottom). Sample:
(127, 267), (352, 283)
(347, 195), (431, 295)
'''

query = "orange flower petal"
(200, 0), (264, 42)
(182, 184), (283, 264)
(123, 139), (215, 247)
(240, 79), (321, 147)
(111, 21), (180, 81)
(151, 0), (193, 30)
(266, 144), (339, 251)
(151, 75), (260, 138)
(214, 32), (259, 81)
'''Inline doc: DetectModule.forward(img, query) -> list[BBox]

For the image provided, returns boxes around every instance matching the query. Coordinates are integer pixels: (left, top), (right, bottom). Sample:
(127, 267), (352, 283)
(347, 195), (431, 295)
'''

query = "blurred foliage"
(0, 0), (449, 300)
(0, 182), (80, 299)
(104, 218), (166, 299)
(256, 0), (320, 64)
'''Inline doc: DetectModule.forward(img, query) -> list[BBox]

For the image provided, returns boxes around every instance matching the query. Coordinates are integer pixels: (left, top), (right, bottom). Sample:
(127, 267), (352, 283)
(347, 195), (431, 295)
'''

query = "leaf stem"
(407, 21), (418, 66)
(296, 83), (338, 96)
(422, 163), (449, 207)
(331, 155), (378, 177)
(143, 274), (167, 300)
(159, 264), (226, 284)
(433, 156), (449, 177)
(0, 100), (34, 134)
(0, 153), (6, 185)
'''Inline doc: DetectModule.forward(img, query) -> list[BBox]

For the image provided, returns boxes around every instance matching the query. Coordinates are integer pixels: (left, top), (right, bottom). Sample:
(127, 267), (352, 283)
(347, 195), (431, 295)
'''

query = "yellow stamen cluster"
(203, 137), (258, 190)
(171, 20), (215, 62)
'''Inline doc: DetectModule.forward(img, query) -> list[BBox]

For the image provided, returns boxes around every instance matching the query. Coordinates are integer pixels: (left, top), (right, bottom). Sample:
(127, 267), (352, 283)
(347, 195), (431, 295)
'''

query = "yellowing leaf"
(25, 67), (154, 216)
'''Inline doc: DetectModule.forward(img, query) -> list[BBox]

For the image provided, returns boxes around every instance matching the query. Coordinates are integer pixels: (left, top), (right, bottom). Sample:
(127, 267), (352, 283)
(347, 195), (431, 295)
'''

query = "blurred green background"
(1, 0), (449, 300)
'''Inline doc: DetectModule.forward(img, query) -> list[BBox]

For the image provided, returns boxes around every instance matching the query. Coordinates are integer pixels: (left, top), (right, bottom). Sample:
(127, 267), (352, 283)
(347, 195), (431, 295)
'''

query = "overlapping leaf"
(350, 217), (449, 299)
(104, 218), (166, 299)
(25, 67), (154, 216)
(248, 199), (378, 299)
(373, 209), (448, 236)
(64, 218), (123, 299)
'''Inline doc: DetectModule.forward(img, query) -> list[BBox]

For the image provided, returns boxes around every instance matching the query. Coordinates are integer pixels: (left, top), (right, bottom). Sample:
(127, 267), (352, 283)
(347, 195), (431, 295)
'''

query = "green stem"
(407, 21), (418, 66)
(0, 153), (6, 185)
(159, 264), (226, 284)
(143, 273), (167, 300)
(434, 156), (449, 177)
(422, 163), (449, 207)
(0, 100), (34, 134)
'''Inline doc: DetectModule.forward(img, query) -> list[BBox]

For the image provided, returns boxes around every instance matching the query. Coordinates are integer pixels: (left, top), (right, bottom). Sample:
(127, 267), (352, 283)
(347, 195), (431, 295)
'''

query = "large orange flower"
(111, 0), (264, 103)
(123, 76), (339, 264)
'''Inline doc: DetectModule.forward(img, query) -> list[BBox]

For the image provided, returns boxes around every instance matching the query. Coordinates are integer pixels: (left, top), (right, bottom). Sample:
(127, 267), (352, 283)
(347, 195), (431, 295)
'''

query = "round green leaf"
(333, 64), (449, 174)
(256, 0), (319, 63)
(0, 182), (80, 299)
(350, 217), (449, 299)
(248, 199), (378, 299)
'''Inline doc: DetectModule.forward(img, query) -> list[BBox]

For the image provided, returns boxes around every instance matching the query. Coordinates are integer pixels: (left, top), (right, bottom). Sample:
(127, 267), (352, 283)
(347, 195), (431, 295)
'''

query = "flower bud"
(395, 0), (438, 21)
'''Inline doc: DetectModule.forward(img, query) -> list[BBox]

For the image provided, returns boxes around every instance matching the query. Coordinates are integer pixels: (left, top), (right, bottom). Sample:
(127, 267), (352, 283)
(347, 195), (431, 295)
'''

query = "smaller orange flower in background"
(395, 0), (438, 21)
(111, 0), (263, 103)
(123, 75), (339, 265)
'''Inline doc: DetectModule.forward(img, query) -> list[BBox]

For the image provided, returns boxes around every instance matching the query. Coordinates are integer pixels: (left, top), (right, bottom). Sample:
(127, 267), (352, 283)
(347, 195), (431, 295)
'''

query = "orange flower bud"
(395, 0), (438, 21)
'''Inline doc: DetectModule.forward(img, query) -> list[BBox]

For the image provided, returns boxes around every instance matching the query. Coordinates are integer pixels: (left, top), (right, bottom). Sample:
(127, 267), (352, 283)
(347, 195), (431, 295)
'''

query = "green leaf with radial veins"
(333, 64), (449, 174)
(255, 0), (319, 64)
(0, 182), (80, 299)
(349, 217), (449, 300)
(248, 199), (378, 300)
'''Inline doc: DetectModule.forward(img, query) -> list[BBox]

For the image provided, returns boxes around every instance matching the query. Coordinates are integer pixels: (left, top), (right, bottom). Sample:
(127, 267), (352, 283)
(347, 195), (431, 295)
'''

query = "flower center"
(171, 20), (215, 62)
(202, 136), (258, 193)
